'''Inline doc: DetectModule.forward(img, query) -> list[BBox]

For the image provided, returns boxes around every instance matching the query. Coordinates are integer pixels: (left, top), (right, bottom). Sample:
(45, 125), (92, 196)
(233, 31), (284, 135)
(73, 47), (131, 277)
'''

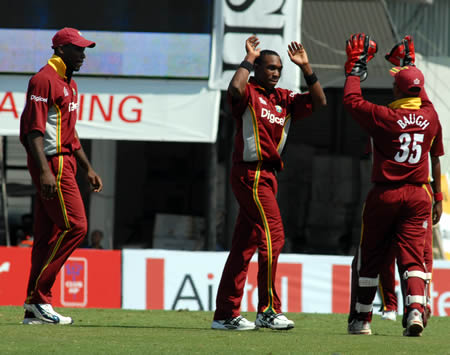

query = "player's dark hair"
(255, 50), (281, 65)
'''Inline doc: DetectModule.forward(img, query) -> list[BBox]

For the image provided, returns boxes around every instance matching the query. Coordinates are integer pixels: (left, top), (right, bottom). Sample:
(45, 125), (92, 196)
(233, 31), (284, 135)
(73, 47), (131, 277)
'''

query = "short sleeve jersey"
(20, 55), (81, 156)
(344, 76), (444, 183)
(229, 77), (313, 171)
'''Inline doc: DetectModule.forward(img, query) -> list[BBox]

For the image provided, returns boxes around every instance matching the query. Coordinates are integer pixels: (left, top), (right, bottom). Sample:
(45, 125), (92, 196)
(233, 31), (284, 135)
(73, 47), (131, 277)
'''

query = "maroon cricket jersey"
(20, 55), (81, 156)
(344, 76), (444, 184)
(229, 77), (313, 171)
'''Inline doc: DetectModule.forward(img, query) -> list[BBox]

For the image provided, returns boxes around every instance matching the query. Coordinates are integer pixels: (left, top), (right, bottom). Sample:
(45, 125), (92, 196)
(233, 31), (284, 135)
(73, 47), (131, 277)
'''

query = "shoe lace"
(261, 311), (284, 323)
(227, 315), (243, 326)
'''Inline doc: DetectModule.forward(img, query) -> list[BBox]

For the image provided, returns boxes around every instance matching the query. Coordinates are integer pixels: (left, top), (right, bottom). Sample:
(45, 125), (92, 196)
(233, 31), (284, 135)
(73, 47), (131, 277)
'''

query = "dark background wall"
(0, 0), (213, 33)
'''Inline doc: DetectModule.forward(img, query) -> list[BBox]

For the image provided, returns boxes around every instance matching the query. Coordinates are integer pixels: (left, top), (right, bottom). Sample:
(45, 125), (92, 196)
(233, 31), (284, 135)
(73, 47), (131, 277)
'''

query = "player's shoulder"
(29, 65), (54, 84)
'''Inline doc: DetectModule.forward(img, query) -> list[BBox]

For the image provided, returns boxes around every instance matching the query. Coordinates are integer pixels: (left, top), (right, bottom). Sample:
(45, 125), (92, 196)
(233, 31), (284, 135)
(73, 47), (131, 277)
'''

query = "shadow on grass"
(75, 324), (212, 330)
(0, 322), (214, 331)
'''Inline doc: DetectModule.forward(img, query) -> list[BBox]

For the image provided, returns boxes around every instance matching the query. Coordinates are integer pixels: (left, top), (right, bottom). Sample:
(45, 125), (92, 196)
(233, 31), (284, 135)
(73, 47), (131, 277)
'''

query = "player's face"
(255, 55), (283, 90)
(59, 44), (86, 72)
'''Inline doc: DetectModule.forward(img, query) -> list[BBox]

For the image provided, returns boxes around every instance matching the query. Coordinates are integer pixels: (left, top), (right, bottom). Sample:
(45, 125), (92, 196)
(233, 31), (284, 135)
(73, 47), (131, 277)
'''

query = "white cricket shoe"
(403, 309), (423, 337)
(381, 310), (397, 321)
(348, 319), (372, 335)
(23, 317), (47, 325)
(211, 315), (256, 330)
(24, 303), (73, 325)
(255, 312), (294, 330)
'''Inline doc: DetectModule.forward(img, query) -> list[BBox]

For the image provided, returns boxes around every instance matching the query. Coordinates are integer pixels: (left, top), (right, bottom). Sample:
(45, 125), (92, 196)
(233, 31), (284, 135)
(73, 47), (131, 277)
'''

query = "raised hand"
(287, 41), (309, 67)
(345, 33), (377, 81)
(245, 35), (261, 60)
(385, 35), (415, 67)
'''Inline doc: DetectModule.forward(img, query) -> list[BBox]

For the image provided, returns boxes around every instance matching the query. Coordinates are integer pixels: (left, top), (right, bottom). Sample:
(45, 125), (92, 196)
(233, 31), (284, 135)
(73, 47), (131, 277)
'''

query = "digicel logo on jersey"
(261, 108), (285, 126)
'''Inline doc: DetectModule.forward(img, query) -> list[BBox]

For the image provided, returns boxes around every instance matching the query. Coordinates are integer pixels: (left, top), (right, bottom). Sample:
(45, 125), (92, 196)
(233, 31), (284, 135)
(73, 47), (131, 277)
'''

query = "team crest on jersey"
(275, 105), (282, 113)
(63, 87), (69, 97)
(259, 97), (267, 105)
(72, 88), (76, 96)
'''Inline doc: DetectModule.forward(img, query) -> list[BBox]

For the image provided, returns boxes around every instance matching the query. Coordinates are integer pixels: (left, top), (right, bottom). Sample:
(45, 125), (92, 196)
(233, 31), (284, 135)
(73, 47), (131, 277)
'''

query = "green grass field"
(1, 307), (450, 354)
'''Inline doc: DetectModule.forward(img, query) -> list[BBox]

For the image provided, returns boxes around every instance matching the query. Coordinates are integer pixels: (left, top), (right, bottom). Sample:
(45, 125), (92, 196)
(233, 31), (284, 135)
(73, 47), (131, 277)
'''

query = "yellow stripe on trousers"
(253, 161), (275, 313)
(26, 155), (72, 303)
(378, 279), (388, 311)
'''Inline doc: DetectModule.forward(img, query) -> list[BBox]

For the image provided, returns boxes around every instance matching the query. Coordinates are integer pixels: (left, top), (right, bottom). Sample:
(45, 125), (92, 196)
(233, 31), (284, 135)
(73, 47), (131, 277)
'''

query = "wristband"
(304, 72), (318, 86)
(434, 192), (443, 202)
(239, 60), (254, 72)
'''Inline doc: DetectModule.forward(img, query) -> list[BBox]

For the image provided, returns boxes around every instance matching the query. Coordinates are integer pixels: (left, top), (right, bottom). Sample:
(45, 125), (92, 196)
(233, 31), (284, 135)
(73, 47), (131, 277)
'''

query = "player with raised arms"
(211, 35), (326, 330)
(343, 33), (443, 336)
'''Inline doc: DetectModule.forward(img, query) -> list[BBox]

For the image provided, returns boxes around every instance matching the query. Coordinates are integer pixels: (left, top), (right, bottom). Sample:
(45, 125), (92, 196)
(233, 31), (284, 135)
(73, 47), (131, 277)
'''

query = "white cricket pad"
(358, 276), (379, 287)
(405, 295), (427, 306)
(355, 302), (373, 313)
(403, 270), (427, 280)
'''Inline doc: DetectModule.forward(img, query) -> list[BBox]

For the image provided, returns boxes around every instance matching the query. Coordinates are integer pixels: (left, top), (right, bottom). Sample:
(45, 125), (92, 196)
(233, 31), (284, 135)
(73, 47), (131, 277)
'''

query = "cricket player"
(212, 35), (327, 330)
(20, 28), (103, 325)
(378, 37), (442, 322)
(344, 33), (444, 337)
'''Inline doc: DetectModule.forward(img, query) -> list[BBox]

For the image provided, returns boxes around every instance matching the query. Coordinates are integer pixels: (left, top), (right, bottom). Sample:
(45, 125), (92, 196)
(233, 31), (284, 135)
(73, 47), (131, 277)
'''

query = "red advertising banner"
(430, 268), (450, 316)
(0, 246), (121, 308)
(245, 261), (302, 313)
(332, 265), (351, 314)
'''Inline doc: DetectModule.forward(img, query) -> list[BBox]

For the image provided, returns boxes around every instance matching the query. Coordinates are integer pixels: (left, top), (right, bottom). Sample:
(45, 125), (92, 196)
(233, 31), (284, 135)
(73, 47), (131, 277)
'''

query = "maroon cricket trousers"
(214, 162), (284, 320)
(379, 183), (433, 313)
(349, 183), (432, 323)
(25, 153), (87, 305)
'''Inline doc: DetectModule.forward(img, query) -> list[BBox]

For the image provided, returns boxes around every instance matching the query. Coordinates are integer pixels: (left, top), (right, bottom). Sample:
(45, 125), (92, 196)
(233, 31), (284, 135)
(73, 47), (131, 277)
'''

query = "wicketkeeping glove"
(345, 33), (378, 81)
(385, 35), (415, 66)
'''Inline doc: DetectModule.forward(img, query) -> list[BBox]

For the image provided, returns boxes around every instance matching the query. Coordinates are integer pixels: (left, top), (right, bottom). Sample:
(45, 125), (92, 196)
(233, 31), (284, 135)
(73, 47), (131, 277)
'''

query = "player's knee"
(70, 218), (88, 237)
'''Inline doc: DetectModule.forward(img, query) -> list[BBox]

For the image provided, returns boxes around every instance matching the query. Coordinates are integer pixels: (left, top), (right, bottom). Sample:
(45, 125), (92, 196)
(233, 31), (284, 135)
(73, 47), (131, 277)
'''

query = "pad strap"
(355, 302), (373, 313)
(405, 295), (427, 306)
(359, 276), (379, 287)
(403, 270), (427, 280)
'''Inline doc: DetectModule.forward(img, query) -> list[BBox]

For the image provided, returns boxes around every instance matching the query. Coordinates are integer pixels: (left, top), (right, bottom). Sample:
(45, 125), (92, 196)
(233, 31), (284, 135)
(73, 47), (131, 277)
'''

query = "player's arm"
(431, 156), (443, 225)
(343, 33), (381, 131)
(73, 130), (103, 193)
(228, 36), (260, 100)
(23, 77), (56, 200)
(287, 41), (326, 111)
(27, 131), (57, 200)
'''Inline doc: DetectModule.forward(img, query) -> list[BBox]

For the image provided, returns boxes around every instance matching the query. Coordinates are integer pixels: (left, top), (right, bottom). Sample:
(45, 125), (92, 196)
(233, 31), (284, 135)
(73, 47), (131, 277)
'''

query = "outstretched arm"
(287, 41), (326, 110)
(228, 35), (260, 100)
